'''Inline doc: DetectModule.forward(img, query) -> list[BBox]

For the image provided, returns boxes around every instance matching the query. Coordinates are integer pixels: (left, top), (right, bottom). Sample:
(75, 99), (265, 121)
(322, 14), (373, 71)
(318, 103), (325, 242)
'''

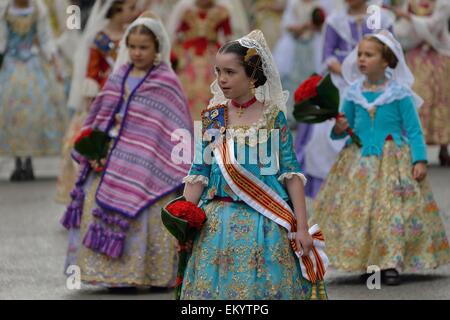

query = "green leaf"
(161, 208), (188, 242)
(91, 130), (110, 159)
(160, 196), (189, 242)
(292, 74), (341, 124)
(74, 138), (97, 159)
(316, 74), (340, 110)
(293, 100), (337, 124)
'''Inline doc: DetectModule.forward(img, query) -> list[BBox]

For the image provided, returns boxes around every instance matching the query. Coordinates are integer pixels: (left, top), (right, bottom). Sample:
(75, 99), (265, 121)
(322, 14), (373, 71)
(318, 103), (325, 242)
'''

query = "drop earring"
(250, 80), (256, 96)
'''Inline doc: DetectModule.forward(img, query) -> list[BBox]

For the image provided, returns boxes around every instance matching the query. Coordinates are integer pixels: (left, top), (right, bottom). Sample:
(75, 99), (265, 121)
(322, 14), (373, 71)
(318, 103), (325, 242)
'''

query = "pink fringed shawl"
(61, 63), (193, 258)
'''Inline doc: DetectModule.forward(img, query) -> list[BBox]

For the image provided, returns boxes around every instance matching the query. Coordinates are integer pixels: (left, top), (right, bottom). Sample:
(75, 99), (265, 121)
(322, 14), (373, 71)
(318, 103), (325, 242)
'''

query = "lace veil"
(208, 29), (289, 117)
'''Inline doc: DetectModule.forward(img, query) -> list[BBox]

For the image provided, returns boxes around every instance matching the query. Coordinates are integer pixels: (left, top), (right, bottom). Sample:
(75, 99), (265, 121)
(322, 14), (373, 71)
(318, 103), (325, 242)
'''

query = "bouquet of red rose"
(73, 128), (110, 172)
(161, 197), (207, 300)
(293, 74), (362, 147)
(312, 7), (326, 28)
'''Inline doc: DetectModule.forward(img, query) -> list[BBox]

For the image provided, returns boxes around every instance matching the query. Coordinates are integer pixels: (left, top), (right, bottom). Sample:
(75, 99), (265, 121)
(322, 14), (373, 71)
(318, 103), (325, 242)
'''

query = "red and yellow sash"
(213, 138), (328, 283)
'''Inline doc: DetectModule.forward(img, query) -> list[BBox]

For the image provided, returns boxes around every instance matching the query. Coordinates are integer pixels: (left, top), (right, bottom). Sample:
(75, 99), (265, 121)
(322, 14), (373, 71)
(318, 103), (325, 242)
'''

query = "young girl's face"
(357, 39), (388, 77)
(117, 0), (139, 25)
(128, 32), (157, 71)
(215, 52), (252, 100)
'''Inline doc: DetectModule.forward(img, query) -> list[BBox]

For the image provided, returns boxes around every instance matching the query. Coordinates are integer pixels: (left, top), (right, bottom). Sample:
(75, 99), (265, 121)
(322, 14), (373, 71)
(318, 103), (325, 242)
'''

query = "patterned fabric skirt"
(65, 175), (178, 287)
(180, 200), (327, 300)
(55, 109), (87, 203)
(311, 142), (450, 272)
(406, 46), (450, 145)
(0, 55), (67, 156)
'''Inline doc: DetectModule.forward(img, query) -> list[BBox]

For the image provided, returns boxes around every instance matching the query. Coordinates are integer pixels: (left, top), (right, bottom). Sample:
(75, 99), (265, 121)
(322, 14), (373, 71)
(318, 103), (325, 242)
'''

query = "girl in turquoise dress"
(312, 30), (450, 286)
(180, 30), (328, 300)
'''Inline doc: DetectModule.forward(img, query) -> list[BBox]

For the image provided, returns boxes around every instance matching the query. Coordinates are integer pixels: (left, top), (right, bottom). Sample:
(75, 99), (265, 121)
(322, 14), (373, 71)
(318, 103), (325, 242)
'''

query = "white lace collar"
(344, 79), (420, 112)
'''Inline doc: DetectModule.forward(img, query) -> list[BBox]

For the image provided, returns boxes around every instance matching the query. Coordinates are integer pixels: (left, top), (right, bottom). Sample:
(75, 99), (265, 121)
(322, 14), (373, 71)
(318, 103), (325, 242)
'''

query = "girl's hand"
(89, 158), (106, 171)
(412, 162), (427, 182)
(334, 114), (349, 135)
(295, 228), (313, 257)
(288, 22), (312, 37)
(328, 60), (342, 75)
(177, 240), (193, 253)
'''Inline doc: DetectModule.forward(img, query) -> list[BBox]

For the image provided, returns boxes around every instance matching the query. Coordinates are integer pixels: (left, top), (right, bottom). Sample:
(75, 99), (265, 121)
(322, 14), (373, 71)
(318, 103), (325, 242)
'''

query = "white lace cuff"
(278, 172), (307, 186)
(182, 175), (209, 186)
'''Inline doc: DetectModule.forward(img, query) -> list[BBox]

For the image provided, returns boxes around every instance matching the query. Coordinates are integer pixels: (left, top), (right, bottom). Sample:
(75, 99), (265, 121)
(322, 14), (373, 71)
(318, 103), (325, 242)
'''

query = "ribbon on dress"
(213, 137), (328, 283)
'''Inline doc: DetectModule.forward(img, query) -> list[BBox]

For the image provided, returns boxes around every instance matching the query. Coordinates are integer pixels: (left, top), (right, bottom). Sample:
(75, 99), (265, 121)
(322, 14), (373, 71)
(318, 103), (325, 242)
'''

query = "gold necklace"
(364, 78), (387, 91)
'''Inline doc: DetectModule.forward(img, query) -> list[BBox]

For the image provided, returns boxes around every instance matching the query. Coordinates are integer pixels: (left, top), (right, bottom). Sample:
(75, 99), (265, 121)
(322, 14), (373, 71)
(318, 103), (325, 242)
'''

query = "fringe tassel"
(60, 165), (90, 230)
(92, 208), (130, 231)
(82, 223), (126, 259)
(60, 186), (85, 229)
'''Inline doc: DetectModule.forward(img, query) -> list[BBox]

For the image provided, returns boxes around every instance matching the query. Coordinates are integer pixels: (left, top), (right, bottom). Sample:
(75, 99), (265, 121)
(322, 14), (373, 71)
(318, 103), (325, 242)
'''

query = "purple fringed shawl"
(61, 63), (193, 258)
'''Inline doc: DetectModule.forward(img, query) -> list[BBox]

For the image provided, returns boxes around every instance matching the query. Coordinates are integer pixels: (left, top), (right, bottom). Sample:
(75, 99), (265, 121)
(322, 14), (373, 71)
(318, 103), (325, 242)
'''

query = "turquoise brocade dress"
(180, 104), (327, 300)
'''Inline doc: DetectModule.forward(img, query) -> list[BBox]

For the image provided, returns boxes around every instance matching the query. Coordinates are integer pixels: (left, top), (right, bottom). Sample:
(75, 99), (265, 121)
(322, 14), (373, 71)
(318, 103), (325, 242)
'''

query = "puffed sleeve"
(275, 111), (307, 186)
(399, 96), (427, 164)
(183, 137), (212, 186)
(330, 98), (355, 140)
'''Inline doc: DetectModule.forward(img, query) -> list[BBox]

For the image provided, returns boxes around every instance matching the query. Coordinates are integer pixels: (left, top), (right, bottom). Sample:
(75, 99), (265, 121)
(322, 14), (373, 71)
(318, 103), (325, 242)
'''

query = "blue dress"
(180, 105), (327, 300)
(0, 4), (66, 157)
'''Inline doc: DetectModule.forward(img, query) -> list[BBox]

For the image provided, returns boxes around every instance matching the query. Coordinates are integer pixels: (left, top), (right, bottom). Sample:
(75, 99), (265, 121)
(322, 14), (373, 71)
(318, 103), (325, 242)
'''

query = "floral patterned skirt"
(55, 109), (88, 203)
(65, 175), (178, 287)
(0, 55), (67, 156)
(406, 46), (450, 145)
(311, 142), (450, 272)
(180, 200), (327, 300)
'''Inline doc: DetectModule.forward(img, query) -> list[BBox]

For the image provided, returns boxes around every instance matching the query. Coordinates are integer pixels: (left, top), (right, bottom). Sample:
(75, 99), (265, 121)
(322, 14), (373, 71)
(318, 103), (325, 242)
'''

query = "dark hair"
(364, 36), (399, 69)
(126, 25), (160, 52)
(218, 41), (267, 88)
(106, 0), (125, 19)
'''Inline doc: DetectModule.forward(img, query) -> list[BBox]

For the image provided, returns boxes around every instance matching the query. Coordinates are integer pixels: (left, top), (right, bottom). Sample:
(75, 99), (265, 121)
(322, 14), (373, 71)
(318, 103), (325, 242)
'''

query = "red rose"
(175, 276), (183, 287)
(312, 7), (326, 27)
(294, 75), (322, 103)
(166, 200), (206, 230)
(94, 166), (104, 173)
(74, 128), (93, 145)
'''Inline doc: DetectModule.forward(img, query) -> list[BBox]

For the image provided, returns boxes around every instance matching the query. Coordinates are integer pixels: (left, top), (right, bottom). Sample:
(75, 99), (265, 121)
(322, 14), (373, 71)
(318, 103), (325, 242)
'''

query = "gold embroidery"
(6, 7), (38, 36)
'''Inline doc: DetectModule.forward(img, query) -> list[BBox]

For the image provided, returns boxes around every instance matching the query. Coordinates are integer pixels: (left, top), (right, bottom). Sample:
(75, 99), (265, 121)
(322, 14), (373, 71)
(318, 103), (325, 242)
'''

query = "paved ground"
(0, 146), (449, 300)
